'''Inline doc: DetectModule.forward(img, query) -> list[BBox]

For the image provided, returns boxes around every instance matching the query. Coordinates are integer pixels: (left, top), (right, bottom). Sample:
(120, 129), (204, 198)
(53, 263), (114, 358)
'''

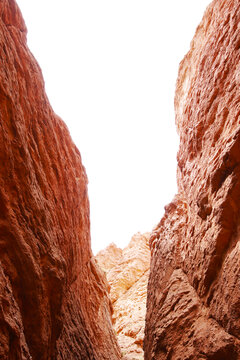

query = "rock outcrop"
(0, 1), (121, 359)
(96, 233), (150, 360)
(144, 1), (240, 359)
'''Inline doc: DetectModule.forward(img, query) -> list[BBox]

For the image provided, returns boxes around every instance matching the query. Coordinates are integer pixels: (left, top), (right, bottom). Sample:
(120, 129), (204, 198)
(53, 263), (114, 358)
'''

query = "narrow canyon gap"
(2, 0), (240, 360)
(145, 0), (240, 359)
(0, 1), (121, 359)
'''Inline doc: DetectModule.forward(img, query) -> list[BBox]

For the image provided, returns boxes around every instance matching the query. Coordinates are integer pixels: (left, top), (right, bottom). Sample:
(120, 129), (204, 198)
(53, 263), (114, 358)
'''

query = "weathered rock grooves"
(144, 0), (240, 359)
(0, 1), (121, 359)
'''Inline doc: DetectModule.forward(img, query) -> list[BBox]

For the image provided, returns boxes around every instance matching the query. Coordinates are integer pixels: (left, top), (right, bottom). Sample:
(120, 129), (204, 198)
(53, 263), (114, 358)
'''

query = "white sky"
(16, 0), (211, 254)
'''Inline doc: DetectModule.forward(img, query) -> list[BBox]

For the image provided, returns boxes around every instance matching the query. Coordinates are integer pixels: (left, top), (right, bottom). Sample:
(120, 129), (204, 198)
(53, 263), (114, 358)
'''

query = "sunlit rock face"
(144, 0), (240, 358)
(96, 233), (150, 360)
(0, 1), (121, 359)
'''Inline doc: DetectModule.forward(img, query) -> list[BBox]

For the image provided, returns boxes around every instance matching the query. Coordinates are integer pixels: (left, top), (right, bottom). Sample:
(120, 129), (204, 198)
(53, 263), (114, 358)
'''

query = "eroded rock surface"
(0, 1), (121, 359)
(145, 0), (240, 359)
(96, 233), (150, 360)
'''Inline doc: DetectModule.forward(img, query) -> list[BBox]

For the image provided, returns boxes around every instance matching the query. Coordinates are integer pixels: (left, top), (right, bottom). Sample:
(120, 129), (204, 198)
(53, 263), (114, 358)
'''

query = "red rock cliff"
(145, 0), (240, 359)
(0, 1), (121, 359)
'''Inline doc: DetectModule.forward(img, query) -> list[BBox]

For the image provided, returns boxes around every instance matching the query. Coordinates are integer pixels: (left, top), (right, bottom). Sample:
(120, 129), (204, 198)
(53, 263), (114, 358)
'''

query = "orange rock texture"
(0, 1), (121, 359)
(96, 233), (150, 360)
(144, 1), (240, 359)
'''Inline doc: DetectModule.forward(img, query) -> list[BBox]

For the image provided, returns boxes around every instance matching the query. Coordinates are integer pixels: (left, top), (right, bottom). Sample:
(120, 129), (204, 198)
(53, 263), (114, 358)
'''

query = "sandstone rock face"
(96, 233), (150, 360)
(145, 1), (240, 359)
(0, 1), (121, 359)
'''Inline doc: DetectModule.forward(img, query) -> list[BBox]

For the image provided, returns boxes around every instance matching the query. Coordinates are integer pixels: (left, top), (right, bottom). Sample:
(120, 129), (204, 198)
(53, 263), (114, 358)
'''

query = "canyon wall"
(144, 0), (240, 359)
(0, 1), (121, 359)
(96, 233), (150, 359)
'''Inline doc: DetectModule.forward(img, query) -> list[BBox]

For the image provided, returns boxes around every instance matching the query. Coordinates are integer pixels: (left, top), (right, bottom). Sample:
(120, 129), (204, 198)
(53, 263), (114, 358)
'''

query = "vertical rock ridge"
(0, 1), (121, 359)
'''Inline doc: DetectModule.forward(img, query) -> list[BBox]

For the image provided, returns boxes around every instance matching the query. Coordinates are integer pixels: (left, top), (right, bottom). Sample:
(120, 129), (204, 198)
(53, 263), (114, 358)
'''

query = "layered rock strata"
(0, 1), (121, 359)
(96, 233), (150, 360)
(144, 1), (240, 359)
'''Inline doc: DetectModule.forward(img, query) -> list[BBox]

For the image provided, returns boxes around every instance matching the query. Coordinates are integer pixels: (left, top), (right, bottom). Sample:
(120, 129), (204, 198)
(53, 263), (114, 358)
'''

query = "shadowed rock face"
(145, 0), (240, 359)
(0, 1), (121, 359)
(96, 233), (150, 360)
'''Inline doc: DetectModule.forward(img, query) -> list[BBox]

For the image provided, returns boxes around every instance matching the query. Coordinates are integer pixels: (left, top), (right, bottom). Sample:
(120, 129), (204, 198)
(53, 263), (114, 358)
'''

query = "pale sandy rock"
(113, 270), (149, 360)
(95, 243), (123, 273)
(107, 232), (150, 304)
(96, 232), (150, 360)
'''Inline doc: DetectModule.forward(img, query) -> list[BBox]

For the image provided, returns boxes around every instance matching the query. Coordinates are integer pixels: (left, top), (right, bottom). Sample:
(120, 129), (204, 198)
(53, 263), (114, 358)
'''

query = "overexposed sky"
(17, 0), (210, 254)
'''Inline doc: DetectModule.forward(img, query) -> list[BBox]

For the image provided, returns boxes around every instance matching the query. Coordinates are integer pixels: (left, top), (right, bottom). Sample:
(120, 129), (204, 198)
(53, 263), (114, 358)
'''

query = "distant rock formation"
(144, 0), (240, 359)
(0, 1), (120, 359)
(96, 233), (150, 360)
